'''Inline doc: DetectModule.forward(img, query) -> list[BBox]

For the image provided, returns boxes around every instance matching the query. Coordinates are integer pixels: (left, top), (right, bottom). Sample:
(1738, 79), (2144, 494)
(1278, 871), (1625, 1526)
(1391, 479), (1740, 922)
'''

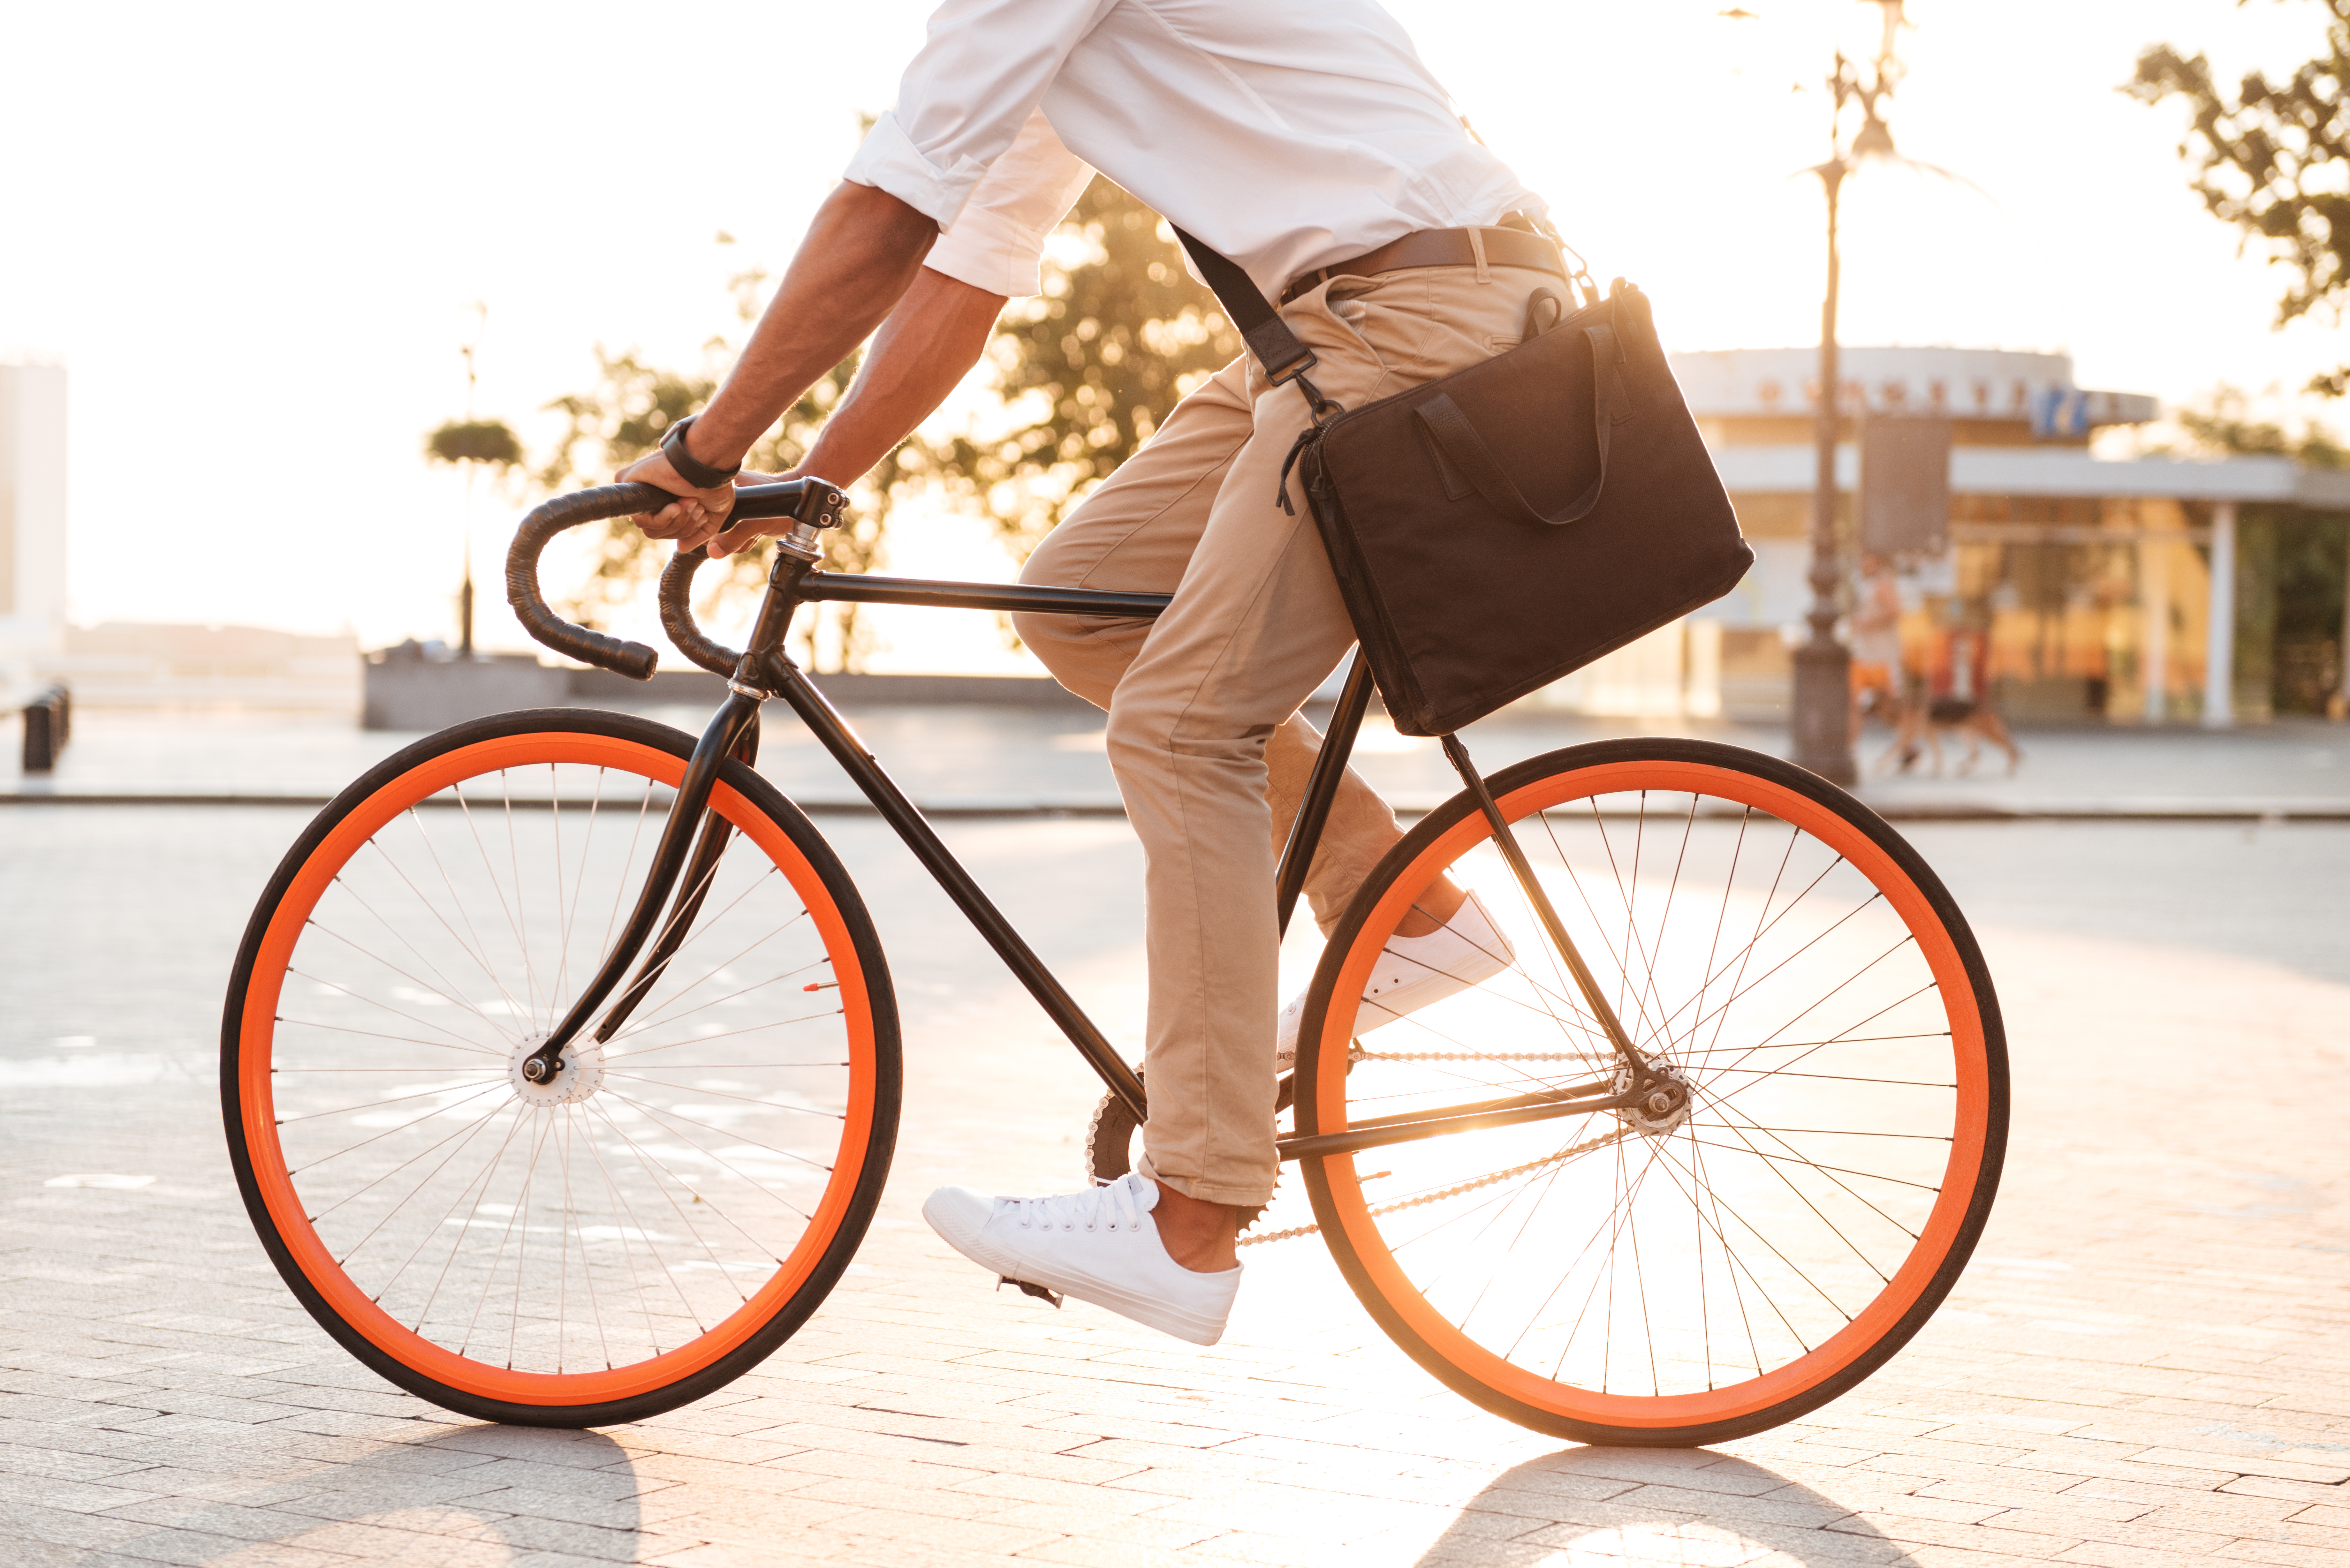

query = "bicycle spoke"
(248, 734), (872, 1392)
(326, 872), (518, 1039)
(284, 970), (504, 1056)
(1310, 760), (1993, 1425)
(391, 812), (530, 1027)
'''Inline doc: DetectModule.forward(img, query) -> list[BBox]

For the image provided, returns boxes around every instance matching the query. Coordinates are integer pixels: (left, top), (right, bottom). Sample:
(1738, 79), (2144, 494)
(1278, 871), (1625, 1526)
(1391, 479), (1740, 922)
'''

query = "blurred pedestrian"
(1849, 552), (1905, 735)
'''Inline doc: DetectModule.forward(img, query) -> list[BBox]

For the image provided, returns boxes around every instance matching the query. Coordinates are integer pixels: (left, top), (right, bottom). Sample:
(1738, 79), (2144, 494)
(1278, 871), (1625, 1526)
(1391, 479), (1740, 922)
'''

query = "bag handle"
(1412, 323), (1632, 527)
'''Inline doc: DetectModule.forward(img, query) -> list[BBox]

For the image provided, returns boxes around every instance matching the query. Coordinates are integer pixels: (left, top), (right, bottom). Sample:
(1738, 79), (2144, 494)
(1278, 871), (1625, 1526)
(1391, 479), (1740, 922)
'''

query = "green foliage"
(424, 418), (523, 468)
(532, 349), (723, 631)
(534, 183), (1238, 667)
(2128, 5), (2350, 393)
(963, 177), (1239, 555)
(2172, 384), (2350, 467)
(533, 257), (912, 669)
(2160, 386), (2349, 711)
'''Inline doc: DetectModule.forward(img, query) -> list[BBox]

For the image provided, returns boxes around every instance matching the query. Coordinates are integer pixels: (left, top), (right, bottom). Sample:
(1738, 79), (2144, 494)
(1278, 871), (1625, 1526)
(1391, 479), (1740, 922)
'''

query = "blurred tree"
(962, 175), (1239, 557)
(426, 418), (524, 467)
(424, 416), (523, 655)
(535, 181), (1238, 667)
(2171, 383), (2350, 466)
(535, 259), (908, 671)
(2129, 4), (2350, 395)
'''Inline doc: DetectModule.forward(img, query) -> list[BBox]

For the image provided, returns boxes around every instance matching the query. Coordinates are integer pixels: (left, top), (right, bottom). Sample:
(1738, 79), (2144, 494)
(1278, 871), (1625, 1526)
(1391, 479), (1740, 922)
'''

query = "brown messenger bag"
(1175, 229), (1755, 738)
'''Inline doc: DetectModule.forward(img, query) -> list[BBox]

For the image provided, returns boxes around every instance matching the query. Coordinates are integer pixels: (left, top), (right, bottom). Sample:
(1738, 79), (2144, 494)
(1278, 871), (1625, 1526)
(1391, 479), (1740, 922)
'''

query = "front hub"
(508, 1032), (605, 1109)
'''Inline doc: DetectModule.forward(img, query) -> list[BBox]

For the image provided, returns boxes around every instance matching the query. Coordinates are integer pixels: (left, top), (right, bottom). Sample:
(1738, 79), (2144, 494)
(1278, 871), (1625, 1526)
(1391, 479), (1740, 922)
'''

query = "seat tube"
(1275, 650), (1376, 939)
(1438, 732), (1649, 1070)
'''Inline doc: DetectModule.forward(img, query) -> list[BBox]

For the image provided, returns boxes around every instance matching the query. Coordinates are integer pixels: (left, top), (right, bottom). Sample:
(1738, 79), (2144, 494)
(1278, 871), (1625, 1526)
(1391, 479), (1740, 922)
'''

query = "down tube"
(769, 663), (1149, 1122)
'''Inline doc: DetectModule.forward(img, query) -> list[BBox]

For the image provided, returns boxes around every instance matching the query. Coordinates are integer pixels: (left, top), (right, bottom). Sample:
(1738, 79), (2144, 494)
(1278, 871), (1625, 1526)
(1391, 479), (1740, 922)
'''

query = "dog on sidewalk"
(1876, 694), (2022, 777)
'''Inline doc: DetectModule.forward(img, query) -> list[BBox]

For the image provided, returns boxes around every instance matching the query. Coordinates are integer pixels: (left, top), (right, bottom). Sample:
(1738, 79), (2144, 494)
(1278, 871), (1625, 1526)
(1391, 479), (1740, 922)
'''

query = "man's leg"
(1111, 266), (1561, 1242)
(1011, 359), (1253, 705)
(1015, 374), (1411, 919)
(1106, 351), (1398, 1226)
(927, 264), (1560, 1335)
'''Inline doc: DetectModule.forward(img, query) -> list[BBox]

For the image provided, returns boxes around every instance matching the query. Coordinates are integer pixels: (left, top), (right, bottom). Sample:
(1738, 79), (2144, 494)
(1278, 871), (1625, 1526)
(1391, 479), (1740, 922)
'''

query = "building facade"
(1540, 345), (2349, 725)
(0, 363), (68, 697)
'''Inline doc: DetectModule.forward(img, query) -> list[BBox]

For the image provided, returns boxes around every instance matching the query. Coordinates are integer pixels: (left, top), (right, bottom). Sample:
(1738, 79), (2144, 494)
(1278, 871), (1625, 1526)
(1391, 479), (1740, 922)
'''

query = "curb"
(3, 790), (2345, 823)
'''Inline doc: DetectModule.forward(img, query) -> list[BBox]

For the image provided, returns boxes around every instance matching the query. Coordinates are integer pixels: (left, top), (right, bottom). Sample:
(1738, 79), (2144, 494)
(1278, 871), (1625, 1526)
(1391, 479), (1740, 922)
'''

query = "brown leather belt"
(1279, 223), (1568, 307)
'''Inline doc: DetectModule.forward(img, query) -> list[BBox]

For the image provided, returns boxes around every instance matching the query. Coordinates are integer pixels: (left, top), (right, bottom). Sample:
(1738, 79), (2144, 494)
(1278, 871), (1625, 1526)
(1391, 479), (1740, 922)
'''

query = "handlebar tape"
(505, 485), (675, 679)
(505, 478), (832, 682)
(659, 547), (744, 678)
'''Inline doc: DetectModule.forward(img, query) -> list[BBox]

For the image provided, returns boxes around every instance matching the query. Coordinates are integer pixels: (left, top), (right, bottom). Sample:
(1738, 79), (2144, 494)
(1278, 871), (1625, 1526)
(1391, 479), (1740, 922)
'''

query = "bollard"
(22, 696), (57, 773)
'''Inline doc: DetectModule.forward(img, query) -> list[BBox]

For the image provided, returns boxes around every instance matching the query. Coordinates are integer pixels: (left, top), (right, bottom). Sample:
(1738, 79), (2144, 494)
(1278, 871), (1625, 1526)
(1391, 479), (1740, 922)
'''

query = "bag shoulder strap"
(1171, 228), (1322, 388)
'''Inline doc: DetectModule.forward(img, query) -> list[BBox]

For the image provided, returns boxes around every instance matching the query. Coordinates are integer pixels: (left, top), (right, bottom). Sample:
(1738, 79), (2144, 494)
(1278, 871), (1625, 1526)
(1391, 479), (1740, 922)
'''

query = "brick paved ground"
(3, 806), (2346, 1567)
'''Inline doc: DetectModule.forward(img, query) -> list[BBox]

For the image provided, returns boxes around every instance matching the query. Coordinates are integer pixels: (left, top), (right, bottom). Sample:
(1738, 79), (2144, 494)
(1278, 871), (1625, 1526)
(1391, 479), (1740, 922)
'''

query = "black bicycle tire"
(1294, 736), (2008, 1447)
(219, 707), (902, 1428)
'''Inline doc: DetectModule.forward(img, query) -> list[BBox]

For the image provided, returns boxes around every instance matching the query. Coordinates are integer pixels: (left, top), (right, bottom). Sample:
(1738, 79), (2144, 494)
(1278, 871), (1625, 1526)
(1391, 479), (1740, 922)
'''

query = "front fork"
(521, 539), (822, 1085)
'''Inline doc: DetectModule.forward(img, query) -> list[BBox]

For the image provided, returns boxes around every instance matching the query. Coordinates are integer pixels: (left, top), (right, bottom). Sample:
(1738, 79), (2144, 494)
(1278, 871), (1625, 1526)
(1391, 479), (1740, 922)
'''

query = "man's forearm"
(796, 267), (1007, 485)
(687, 181), (942, 468)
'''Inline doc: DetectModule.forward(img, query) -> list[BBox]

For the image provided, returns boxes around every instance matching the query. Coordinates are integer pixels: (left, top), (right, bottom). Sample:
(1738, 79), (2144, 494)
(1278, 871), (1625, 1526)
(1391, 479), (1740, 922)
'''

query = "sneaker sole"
(922, 1193), (1232, 1347)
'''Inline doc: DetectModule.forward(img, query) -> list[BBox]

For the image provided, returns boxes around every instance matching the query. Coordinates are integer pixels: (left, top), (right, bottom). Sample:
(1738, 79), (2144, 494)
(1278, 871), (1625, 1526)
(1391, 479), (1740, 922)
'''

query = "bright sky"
(4, 1), (2340, 658)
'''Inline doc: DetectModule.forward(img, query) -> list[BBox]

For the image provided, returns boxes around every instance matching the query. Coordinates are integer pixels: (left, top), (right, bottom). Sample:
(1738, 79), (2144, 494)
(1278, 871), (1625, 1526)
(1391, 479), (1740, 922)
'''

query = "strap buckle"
(1249, 327), (1320, 388)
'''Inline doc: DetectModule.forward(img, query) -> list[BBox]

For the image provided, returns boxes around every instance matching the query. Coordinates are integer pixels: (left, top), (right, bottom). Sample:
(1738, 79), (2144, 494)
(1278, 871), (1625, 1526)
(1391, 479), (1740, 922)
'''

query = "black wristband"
(660, 414), (742, 489)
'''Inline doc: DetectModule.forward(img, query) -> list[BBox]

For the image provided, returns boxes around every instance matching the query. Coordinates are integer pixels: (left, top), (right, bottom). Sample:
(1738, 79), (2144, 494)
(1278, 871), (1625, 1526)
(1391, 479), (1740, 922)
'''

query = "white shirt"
(845, 0), (1543, 301)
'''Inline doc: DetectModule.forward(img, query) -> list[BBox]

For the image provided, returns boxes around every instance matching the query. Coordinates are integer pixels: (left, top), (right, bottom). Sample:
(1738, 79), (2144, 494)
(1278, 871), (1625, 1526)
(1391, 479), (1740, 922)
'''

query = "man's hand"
(604, 186), (998, 564)
(703, 469), (797, 559)
(616, 446), (737, 552)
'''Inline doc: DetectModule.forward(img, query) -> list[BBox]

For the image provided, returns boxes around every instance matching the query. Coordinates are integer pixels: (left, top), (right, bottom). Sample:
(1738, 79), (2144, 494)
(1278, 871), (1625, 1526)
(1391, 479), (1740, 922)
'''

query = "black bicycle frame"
(526, 527), (1673, 1158)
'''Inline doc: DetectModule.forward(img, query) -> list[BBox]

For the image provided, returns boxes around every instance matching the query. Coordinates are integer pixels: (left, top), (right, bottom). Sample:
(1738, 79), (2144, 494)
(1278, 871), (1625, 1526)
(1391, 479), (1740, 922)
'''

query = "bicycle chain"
(1238, 1124), (1632, 1248)
(1354, 1050), (1605, 1065)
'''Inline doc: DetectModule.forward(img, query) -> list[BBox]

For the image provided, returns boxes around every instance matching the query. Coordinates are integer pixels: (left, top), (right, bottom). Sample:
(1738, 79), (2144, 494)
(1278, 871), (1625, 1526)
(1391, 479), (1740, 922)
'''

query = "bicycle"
(221, 479), (2007, 1446)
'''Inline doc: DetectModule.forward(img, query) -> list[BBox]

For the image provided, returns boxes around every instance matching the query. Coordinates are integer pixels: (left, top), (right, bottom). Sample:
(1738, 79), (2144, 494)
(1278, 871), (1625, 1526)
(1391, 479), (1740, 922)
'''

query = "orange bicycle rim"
(1308, 757), (1991, 1430)
(234, 733), (879, 1409)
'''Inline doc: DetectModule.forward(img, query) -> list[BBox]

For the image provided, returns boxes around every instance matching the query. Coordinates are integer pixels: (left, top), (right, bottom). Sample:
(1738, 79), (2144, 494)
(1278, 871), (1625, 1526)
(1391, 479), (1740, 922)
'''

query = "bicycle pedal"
(997, 1276), (1062, 1308)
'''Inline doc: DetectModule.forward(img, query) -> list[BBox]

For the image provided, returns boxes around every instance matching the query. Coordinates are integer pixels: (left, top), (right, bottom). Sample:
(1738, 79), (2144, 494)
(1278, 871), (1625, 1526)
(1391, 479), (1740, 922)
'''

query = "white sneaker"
(1276, 889), (1514, 1070)
(921, 1172), (1241, 1346)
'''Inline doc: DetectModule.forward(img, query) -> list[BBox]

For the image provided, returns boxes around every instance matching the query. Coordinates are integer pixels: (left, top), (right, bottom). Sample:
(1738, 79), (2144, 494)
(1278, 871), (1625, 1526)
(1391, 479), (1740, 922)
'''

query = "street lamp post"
(1792, 155), (1854, 783)
(1790, 20), (1904, 786)
(456, 305), (487, 659)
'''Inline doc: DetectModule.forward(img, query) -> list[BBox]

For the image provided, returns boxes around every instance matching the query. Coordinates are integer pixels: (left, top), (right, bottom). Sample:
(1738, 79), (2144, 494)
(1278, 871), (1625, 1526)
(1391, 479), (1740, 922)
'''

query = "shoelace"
(1007, 1176), (1146, 1234)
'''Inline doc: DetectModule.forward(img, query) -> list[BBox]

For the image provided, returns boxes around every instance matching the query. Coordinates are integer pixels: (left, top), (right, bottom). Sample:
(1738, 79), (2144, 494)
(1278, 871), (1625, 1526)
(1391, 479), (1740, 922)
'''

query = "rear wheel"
(1296, 739), (2005, 1445)
(221, 709), (899, 1427)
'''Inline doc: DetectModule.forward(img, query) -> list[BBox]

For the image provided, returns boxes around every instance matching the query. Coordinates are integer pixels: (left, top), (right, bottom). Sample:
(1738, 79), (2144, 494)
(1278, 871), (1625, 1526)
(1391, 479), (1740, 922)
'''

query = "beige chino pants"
(1013, 260), (1559, 1208)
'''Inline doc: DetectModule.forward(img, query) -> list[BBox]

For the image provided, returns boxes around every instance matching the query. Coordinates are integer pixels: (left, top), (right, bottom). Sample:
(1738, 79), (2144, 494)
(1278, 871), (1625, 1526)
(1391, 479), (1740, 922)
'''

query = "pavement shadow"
(131, 1422), (645, 1565)
(1413, 1448), (1918, 1567)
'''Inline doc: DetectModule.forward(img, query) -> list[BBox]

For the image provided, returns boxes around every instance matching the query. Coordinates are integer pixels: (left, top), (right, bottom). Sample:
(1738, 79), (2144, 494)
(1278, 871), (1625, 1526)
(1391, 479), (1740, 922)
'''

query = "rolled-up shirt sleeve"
(922, 111), (1095, 298)
(843, 0), (1116, 231)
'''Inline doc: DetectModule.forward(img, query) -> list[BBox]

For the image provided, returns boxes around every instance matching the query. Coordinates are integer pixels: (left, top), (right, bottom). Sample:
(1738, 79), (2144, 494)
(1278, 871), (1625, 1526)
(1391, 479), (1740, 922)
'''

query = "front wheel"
(221, 709), (900, 1427)
(1294, 739), (2006, 1446)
